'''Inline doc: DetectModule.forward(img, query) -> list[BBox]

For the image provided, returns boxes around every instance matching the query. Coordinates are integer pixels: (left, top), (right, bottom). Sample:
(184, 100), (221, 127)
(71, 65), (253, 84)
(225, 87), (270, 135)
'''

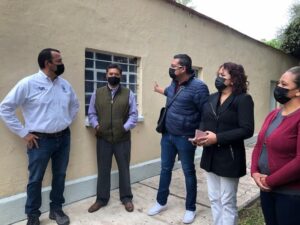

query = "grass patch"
(239, 198), (265, 225)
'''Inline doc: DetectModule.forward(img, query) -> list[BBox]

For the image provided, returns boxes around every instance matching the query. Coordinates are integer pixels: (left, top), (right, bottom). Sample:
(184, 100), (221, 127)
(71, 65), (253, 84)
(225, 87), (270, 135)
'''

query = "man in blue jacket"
(148, 54), (209, 224)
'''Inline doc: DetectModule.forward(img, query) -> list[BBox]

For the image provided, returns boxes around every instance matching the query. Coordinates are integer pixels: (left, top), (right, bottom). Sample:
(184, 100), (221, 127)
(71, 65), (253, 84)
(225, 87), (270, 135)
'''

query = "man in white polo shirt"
(0, 48), (79, 225)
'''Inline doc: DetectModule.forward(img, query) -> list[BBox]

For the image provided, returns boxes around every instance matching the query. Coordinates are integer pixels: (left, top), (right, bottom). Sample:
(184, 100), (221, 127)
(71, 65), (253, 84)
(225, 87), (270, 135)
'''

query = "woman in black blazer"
(195, 62), (254, 225)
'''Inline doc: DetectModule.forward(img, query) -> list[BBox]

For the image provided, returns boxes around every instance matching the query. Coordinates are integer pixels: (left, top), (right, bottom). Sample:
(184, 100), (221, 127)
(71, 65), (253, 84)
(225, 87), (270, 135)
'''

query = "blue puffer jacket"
(164, 75), (209, 137)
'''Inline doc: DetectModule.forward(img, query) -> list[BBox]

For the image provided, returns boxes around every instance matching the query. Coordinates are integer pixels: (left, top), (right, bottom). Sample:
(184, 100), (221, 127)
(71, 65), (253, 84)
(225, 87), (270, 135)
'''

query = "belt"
(32, 127), (69, 138)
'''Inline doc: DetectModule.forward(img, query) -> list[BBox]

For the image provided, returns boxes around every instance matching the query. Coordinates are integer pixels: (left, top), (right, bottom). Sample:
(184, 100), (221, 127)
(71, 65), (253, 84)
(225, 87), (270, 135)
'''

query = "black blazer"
(200, 92), (254, 178)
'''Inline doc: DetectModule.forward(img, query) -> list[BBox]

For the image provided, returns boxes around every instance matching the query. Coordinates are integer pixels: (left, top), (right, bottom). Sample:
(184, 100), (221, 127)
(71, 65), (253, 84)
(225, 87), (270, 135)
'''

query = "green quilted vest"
(95, 85), (130, 143)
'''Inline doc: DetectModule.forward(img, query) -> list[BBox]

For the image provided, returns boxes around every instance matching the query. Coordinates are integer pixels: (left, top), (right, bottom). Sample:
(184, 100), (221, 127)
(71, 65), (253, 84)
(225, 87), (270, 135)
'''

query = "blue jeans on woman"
(260, 191), (300, 225)
(25, 129), (70, 216)
(156, 133), (197, 211)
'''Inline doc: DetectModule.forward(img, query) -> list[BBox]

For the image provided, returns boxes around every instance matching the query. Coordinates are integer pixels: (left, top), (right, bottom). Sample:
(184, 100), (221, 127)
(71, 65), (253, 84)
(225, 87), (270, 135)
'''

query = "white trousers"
(206, 172), (239, 225)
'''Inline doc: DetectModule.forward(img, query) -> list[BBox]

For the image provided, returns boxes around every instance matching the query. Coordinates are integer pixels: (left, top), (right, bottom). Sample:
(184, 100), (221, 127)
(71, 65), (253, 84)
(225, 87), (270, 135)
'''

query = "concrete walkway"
(13, 145), (259, 225)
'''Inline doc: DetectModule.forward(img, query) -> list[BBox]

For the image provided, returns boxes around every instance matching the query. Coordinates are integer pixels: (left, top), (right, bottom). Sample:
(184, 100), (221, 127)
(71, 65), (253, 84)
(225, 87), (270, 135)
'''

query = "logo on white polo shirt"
(38, 86), (46, 91)
(61, 85), (67, 93)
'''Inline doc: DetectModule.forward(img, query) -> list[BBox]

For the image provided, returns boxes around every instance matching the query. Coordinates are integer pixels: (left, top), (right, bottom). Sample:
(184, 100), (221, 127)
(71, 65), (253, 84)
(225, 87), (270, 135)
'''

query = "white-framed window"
(84, 50), (139, 116)
(270, 80), (279, 111)
(193, 66), (203, 79)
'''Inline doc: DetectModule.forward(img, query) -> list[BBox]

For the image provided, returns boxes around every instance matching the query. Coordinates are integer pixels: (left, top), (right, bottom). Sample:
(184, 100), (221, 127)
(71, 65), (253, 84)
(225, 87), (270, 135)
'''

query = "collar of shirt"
(38, 70), (59, 83)
(107, 84), (120, 98)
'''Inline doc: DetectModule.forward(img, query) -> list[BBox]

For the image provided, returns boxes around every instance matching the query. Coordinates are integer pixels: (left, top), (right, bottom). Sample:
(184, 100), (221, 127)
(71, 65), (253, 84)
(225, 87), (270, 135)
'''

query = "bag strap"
(165, 86), (185, 109)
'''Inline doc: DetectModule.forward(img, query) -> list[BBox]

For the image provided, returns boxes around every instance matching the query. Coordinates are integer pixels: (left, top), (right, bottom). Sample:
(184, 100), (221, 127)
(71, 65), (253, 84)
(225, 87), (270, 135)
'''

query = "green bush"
(280, 17), (300, 58)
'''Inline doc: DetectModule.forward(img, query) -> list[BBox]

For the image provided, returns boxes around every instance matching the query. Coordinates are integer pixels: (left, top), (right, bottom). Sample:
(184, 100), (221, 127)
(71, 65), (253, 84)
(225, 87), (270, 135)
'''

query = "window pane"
(96, 53), (111, 61)
(85, 81), (94, 92)
(114, 56), (128, 64)
(85, 59), (94, 68)
(129, 58), (137, 64)
(85, 105), (89, 115)
(85, 51), (93, 59)
(97, 82), (106, 88)
(129, 84), (136, 93)
(85, 70), (93, 80)
(129, 65), (137, 73)
(120, 64), (128, 72)
(96, 61), (110, 69)
(97, 72), (106, 81)
(121, 75), (127, 83)
(121, 83), (127, 88)
(129, 75), (136, 83)
(194, 69), (199, 77)
(85, 94), (92, 104)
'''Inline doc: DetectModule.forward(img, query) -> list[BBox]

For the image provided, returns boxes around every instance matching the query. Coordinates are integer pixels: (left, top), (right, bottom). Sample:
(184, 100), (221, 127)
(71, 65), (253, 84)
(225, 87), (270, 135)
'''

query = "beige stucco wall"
(0, 0), (298, 198)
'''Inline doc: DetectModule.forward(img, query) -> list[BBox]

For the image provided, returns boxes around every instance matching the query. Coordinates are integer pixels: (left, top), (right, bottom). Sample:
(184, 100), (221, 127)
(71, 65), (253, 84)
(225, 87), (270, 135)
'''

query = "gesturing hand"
(23, 133), (39, 149)
(154, 82), (164, 94)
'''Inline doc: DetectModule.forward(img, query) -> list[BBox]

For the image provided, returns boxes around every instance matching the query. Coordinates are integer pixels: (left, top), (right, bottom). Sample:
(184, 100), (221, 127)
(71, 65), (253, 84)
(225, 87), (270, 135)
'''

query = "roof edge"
(163, 0), (298, 58)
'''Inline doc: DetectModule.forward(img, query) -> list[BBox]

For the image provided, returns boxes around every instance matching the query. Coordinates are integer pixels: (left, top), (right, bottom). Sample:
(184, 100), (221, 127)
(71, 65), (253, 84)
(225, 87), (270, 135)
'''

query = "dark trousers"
(260, 191), (300, 225)
(157, 133), (197, 211)
(96, 138), (132, 204)
(25, 129), (70, 216)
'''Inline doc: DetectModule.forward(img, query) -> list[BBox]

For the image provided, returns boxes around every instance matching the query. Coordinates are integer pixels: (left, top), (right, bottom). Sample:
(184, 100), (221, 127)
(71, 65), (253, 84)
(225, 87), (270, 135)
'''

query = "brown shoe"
(124, 201), (134, 212)
(88, 201), (104, 213)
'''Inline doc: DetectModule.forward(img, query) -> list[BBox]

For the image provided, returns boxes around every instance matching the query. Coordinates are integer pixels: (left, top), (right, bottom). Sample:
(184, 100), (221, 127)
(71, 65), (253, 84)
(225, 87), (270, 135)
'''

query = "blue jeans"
(260, 191), (300, 225)
(25, 130), (70, 216)
(157, 133), (197, 211)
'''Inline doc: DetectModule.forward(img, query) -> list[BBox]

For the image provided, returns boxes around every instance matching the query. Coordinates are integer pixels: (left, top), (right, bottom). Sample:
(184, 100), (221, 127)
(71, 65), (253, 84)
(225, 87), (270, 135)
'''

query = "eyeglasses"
(170, 65), (183, 70)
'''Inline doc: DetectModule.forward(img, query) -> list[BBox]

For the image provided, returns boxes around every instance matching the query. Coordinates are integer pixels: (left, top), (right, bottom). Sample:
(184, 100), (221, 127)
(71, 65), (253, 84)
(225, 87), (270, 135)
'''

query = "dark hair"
(221, 62), (249, 94)
(106, 63), (122, 74)
(174, 54), (193, 74)
(287, 66), (300, 88)
(38, 48), (60, 69)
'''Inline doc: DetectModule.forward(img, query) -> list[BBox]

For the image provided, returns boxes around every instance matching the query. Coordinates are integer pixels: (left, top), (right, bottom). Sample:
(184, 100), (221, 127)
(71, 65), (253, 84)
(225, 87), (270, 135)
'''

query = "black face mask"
(215, 77), (227, 92)
(273, 86), (291, 104)
(169, 68), (176, 80)
(107, 76), (120, 86)
(55, 64), (65, 76)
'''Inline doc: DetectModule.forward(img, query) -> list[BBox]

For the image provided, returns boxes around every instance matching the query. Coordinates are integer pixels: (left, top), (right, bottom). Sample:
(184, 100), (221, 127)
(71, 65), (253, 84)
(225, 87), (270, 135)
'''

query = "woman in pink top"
(251, 66), (300, 225)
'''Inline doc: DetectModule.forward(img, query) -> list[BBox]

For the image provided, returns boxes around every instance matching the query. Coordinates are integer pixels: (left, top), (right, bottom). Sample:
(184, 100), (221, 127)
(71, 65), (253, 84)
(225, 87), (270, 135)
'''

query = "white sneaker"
(147, 201), (167, 216)
(182, 210), (196, 224)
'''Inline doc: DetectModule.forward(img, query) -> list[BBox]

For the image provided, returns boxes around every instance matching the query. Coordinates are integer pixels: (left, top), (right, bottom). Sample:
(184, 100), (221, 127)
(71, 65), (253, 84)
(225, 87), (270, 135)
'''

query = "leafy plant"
(280, 16), (300, 57)
(263, 38), (282, 49)
(278, 1), (300, 57)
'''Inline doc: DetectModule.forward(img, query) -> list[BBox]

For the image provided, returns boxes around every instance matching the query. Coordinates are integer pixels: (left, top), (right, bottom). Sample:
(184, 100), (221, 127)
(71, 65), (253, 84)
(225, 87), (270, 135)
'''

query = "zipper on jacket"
(111, 98), (114, 142)
(230, 145), (234, 160)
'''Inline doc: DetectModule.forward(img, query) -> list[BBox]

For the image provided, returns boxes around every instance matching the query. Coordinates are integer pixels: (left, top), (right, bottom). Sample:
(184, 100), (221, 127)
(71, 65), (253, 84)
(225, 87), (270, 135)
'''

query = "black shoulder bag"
(156, 87), (184, 133)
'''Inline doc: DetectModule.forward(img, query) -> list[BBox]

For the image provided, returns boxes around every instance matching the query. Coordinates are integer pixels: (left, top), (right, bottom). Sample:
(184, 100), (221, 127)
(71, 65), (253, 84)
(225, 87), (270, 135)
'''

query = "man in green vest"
(87, 63), (138, 213)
